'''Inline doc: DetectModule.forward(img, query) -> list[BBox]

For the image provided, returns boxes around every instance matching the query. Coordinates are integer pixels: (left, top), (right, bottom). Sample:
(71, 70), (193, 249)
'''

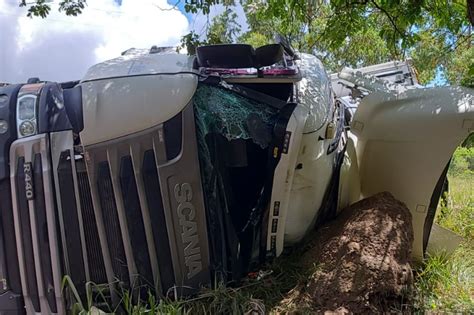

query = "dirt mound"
(282, 192), (414, 313)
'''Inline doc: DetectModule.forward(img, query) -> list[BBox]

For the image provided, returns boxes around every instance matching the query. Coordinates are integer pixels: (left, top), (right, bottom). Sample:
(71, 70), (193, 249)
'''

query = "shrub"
(450, 146), (474, 176)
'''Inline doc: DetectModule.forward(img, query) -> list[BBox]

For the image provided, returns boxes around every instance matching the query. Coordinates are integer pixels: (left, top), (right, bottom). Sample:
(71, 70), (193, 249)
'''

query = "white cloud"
(0, 0), (190, 83)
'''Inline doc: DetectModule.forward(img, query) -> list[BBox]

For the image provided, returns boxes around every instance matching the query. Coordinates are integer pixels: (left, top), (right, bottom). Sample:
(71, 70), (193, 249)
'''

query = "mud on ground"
(279, 192), (414, 314)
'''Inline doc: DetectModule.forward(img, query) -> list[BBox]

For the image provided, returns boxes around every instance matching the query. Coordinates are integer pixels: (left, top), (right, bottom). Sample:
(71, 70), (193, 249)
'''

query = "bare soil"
(280, 192), (414, 314)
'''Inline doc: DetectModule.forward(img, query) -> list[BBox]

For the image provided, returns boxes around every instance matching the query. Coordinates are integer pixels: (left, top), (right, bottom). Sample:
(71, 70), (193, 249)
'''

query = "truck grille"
(142, 149), (175, 291)
(56, 150), (87, 299)
(82, 104), (211, 299)
(76, 161), (108, 285)
(9, 103), (210, 313)
(95, 160), (130, 286)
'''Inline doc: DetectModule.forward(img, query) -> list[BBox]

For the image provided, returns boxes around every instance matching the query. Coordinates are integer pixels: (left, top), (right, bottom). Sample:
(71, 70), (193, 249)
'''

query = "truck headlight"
(19, 121), (36, 137)
(0, 120), (8, 134)
(16, 94), (38, 138)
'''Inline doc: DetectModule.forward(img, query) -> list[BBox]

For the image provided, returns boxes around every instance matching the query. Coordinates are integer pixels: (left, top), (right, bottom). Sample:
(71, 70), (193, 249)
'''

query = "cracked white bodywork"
(296, 54), (333, 133)
(276, 54), (339, 249)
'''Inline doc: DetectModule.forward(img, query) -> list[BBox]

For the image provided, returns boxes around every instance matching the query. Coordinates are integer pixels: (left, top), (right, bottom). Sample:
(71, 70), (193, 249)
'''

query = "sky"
(0, 0), (245, 83)
(0, 1), (444, 86)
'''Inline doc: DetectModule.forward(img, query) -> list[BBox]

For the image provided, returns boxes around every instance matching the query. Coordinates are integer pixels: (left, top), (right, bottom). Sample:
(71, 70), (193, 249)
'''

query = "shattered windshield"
(194, 84), (278, 148)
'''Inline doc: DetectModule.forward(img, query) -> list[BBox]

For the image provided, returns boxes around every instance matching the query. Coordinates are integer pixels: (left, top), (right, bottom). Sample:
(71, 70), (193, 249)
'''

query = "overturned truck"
(0, 44), (472, 314)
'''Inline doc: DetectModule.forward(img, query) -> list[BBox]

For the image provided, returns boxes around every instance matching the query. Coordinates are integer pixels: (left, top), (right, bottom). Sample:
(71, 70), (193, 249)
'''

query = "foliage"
(243, 0), (473, 76)
(446, 44), (474, 87)
(178, 31), (204, 55)
(60, 246), (313, 314)
(410, 30), (449, 84)
(413, 243), (474, 313)
(436, 145), (474, 239)
(448, 145), (474, 176)
(19, 0), (86, 18)
(238, 1), (395, 71)
(206, 8), (242, 44)
(61, 276), (115, 314)
(176, 251), (316, 314)
(183, 0), (235, 15)
(410, 23), (473, 85)
(193, 0), (473, 79)
(178, 8), (241, 53)
(239, 31), (270, 48)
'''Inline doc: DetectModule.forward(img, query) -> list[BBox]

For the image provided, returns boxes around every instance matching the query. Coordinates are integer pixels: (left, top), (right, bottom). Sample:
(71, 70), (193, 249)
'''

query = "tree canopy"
(18, 0), (474, 86)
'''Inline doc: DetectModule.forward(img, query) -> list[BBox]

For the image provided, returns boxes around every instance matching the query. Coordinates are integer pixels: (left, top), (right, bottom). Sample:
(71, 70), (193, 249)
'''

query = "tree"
(178, 8), (241, 54)
(179, 0), (472, 83)
(206, 8), (242, 44)
(238, 2), (395, 71)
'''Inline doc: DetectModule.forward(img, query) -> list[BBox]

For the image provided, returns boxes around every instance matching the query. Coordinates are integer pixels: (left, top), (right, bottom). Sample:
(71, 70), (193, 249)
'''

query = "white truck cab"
(0, 44), (472, 314)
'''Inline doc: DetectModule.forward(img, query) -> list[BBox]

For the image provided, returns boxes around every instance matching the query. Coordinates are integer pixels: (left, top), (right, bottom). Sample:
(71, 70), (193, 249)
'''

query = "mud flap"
(426, 223), (464, 256)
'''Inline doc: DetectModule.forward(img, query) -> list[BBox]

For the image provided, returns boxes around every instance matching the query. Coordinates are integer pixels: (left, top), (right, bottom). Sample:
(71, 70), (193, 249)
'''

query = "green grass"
(160, 250), (313, 314)
(436, 176), (474, 240)
(413, 244), (474, 312)
(63, 249), (313, 314)
(412, 145), (474, 313)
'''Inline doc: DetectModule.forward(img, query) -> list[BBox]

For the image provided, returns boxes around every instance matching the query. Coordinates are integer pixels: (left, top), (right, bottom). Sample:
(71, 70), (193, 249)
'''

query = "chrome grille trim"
(10, 134), (65, 314)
